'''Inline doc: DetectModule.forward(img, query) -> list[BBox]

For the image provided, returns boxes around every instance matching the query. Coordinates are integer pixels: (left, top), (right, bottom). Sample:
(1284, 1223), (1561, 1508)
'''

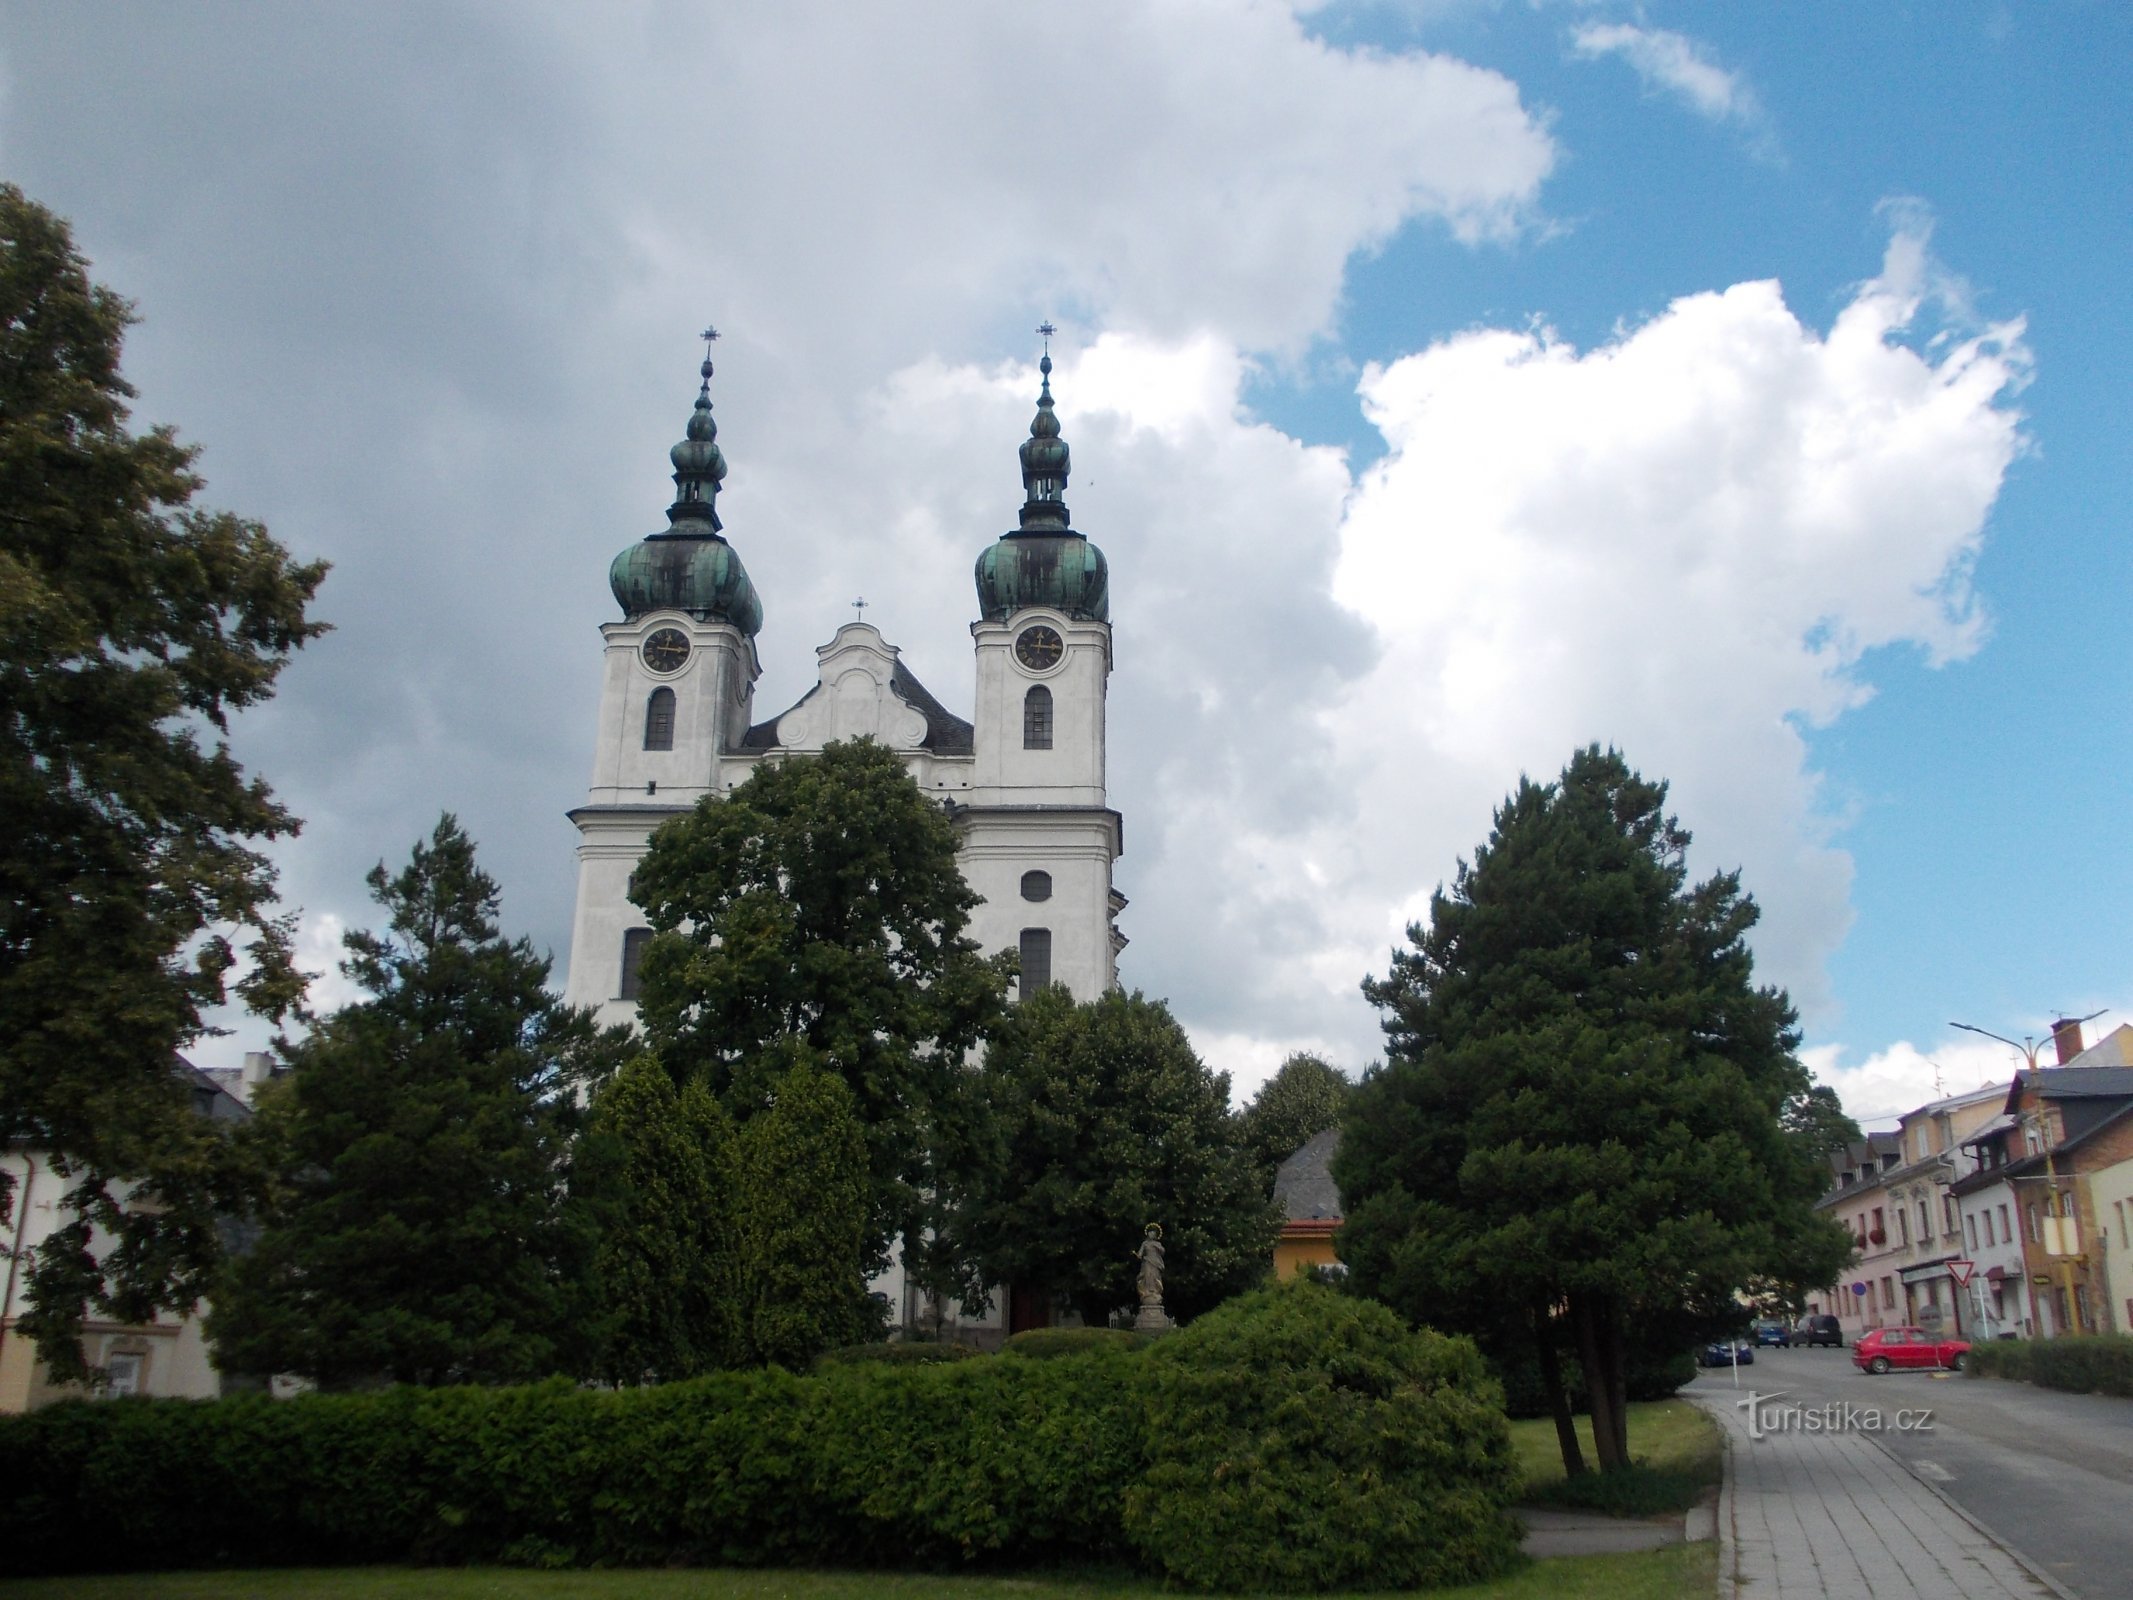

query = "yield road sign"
(1947, 1259), (1976, 1287)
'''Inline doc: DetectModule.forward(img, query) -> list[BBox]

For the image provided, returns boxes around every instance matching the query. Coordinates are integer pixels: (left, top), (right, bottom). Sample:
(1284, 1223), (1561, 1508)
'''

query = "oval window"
(1021, 870), (1052, 902)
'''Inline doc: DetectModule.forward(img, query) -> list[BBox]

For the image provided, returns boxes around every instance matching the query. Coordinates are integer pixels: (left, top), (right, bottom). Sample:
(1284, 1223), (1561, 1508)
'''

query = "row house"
(1881, 1083), (2006, 1337)
(1951, 1023), (2133, 1338)
(1811, 1130), (1904, 1341)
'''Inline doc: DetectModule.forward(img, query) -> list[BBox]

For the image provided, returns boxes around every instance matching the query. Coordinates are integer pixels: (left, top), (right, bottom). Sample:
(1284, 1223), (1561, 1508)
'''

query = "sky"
(3, 1), (2125, 1126)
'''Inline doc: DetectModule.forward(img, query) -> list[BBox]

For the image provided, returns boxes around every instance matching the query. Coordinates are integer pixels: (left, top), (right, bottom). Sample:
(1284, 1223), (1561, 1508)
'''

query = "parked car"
(1754, 1319), (1792, 1347)
(1852, 1326), (1970, 1374)
(1794, 1314), (1843, 1348)
(1699, 1340), (1755, 1367)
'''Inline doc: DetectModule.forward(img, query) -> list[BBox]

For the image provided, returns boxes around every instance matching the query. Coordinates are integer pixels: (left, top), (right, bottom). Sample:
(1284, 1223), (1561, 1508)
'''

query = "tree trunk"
(1570, 1290), (1628, 1473)
(1532, 1299), (1585, 1477)
(1594, 1292), (1630, 1465)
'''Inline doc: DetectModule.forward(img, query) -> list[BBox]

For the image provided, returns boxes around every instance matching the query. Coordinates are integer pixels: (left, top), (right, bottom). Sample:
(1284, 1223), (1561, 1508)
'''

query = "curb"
(1690, 1393), (1741, 1600)
(1859, 1430), (2077, 1600)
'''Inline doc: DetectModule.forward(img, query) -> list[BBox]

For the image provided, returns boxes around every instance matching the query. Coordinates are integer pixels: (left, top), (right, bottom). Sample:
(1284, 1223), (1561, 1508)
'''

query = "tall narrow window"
(620, 927), (652, 1000)
(1023, 685), (1053, 749)
(644, 687), (676, 751)
(1018, 927), (1052, 1001)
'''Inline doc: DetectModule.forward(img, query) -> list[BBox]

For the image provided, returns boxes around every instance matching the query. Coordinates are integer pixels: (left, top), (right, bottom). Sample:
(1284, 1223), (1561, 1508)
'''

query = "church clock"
(1013, 624), (1063, 670)
(641, 628), (691, 673)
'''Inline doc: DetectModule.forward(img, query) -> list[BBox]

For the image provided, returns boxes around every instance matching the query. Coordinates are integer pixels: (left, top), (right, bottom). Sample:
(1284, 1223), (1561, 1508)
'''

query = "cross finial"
(697, 326), (720, 393)
(1037, 320), (1055, 354)
(852, 596), (868, 623)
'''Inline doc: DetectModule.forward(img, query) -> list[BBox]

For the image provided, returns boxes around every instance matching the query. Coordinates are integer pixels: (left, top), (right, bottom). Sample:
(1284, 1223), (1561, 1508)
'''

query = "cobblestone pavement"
(1688, 1388), (2067, 1599)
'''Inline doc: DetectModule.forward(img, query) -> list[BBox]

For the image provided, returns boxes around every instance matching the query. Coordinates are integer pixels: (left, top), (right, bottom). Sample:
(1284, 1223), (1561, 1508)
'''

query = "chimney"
(2050, 1018), (2085, 1065)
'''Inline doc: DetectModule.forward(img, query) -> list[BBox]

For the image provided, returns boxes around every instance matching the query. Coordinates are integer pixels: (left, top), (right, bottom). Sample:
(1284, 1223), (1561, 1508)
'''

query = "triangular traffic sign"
(1947, 1259), (1976, 1287)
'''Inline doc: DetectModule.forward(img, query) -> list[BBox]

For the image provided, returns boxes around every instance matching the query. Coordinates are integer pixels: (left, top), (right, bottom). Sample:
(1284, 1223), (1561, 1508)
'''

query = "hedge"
(0, 1282), (1518, 1593)
(1966, 1334), (2133, 1397)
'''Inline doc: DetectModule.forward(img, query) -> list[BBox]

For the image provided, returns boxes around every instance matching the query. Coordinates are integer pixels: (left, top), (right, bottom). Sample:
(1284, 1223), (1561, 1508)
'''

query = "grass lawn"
(1509, 1398), (1723, 1517)
(0, 1546), (1717, 1600)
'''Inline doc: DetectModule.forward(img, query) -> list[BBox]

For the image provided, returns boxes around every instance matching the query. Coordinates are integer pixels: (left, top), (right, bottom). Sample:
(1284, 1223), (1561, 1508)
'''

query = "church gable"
(739, 622), (973, 757)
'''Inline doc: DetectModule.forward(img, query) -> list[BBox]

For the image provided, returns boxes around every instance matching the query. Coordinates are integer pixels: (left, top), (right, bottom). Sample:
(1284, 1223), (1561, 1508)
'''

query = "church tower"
(962, 340), (1124, 999)
(562, 339), (763, 1031)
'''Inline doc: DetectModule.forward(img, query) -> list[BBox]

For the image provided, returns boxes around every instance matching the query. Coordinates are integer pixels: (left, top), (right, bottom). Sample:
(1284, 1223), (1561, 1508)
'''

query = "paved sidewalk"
(1689, 1389), (2065, 1599)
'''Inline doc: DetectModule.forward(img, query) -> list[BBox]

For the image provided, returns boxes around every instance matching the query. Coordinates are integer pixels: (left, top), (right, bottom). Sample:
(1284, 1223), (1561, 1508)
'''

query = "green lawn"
(1509, 1398), (1723, 1516)
(0, 1546), (1716, 1600)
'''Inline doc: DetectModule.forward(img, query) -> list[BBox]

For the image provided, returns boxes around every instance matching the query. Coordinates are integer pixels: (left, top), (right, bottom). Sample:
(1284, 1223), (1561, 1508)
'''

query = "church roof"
(737, 657), (973, 755)
(1274, 1127), (1344, 1223)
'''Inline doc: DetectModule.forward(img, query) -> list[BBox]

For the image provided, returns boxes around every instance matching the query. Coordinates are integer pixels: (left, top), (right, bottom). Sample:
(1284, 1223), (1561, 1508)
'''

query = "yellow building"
(1273, 1128), (1343, 1281)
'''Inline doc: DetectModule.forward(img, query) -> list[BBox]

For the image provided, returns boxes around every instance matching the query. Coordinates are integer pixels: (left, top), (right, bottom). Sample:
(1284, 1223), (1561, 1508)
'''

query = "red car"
(1852, 1326), (1970, 1374)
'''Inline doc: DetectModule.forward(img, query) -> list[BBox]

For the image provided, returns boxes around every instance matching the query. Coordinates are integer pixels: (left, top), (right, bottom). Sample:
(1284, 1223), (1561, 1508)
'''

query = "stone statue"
(1133, 1223), (1170, 1332)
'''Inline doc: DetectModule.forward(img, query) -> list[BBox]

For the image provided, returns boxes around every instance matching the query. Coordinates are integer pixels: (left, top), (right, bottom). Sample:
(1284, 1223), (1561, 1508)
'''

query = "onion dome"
(974, 344), (1109, 623)
(609, 335), (763, 635)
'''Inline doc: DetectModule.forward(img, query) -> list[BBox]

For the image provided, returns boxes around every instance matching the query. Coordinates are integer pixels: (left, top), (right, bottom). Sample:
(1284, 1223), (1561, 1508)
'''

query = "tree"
(630, 738), (1010, 1272)
(575, 1056), (743, 1384)
(208, 817), (627, 1387)
(0, 185), (328, 1379)
(1334, 747), (1854, 1475)
(947, 987), (1278, 1328)
(732, 1049), (882, 1367)
(1239, 1052), (1352, 1175)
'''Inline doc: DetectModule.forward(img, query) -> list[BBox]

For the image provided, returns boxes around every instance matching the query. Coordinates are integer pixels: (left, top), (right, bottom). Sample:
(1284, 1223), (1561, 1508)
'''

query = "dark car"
(1794, 1314), (1843, 1348)
(1699, 1340), (1754, 1367)
(1754, 1319), (1792, 1347)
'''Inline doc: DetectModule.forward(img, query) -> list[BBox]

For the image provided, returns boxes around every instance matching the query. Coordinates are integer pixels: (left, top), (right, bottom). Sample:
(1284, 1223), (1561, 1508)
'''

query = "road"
(1689, 1345), (2133, 1599)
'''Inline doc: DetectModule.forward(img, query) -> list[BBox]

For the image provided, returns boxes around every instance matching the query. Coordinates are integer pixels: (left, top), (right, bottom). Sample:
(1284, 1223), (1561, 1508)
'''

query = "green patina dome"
(975, 351), (1109, 623)
(610, 347), (763, 636)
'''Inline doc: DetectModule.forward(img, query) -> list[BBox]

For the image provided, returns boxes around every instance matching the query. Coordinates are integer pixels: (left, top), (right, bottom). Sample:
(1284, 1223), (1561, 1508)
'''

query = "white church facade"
(559, 339), (1124, 1338)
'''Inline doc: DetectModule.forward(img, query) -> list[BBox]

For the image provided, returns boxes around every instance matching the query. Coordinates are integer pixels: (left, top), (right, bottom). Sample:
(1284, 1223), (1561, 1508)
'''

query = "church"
(559, 336), (1126, 1337)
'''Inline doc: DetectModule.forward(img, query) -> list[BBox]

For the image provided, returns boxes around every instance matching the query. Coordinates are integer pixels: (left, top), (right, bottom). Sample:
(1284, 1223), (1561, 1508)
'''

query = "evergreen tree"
(576, 1056), (743, 1384)
(732, 1049), (882, 1367)
(208, 817), (627, 1388)
(631, 738), (1010, 1272)
(948, 988), (1278, 1328)
(0, 185), (327, 1378)
(1239, 1052), (1353, 1175)
(1335, 747), (1854, 1475)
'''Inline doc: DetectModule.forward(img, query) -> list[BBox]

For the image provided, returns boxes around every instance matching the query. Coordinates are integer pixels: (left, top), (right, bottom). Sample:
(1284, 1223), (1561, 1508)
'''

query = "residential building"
(1811, 1131), (1904, 1340)
(1881, 1083), (2007, 1336)
(1, 1062), (250, 1411)
(1272, 1128), (1342, 1281)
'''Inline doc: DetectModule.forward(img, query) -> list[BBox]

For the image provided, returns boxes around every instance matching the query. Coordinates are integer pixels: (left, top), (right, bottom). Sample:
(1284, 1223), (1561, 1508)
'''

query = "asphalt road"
(1689, 1345), (2133, 1599)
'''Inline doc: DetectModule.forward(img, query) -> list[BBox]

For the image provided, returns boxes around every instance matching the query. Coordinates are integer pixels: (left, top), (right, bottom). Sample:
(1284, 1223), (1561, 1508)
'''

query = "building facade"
(562, 344), (1124, 1035)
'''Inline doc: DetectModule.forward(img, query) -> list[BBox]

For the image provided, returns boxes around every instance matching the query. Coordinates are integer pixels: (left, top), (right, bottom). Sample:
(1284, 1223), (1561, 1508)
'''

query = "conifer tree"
(948, 988), (1278, 1327)
(577, 1056), (743, 1384)
(732, 1050), (881, 1366)
(1335, 747), (1854, 1475)
(208, 817), (626, 1387)
(0, 184), (327, 1378)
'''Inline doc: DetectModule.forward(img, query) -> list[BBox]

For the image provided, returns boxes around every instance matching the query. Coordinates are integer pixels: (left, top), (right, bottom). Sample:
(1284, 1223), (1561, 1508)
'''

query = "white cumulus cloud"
(1571, 20), (1769, 145)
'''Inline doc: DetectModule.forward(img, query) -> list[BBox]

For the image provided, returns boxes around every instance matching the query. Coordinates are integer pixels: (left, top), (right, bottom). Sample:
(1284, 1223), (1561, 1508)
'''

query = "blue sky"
(1, 1), (2123, 1120)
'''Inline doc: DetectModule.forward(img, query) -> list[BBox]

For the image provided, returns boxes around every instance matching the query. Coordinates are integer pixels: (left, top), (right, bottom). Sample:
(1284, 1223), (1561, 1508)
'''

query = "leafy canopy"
(208, 817), (627, 1388)
(1239, 1051), (1352, 1175)
(630, 738), (1009, 1265)
(947, 986), (1278, 1328)
(0, 184), (327, 1378)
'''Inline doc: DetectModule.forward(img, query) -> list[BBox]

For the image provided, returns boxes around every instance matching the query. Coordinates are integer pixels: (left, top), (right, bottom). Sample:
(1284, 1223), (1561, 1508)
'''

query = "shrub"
(1122, 1280), (1521, 1592)
(1969, 1334), (2133, 1397)
(812, 1341), (982, 1370)
(1002, 1326), (1151, 1359)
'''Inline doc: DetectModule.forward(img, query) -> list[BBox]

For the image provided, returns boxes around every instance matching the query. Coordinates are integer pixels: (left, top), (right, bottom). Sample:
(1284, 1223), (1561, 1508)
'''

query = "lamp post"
(1950, 1020), (2095, 1337)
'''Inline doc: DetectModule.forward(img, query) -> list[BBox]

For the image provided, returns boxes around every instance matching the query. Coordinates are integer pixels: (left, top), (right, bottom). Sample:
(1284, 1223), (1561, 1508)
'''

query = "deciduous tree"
(208, 817), (626, 1387)
(1335, 747), (1854, 1475)
(948, 987), (1278, 1328)
(0, 185), (327, 1378)
(630, 738), (1010, 1273)
(1239, 1051), (1352, 1175)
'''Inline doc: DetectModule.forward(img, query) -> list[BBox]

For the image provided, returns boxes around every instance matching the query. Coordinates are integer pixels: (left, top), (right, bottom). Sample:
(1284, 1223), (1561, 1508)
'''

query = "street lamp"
(1949, 1018), (2104, 1338)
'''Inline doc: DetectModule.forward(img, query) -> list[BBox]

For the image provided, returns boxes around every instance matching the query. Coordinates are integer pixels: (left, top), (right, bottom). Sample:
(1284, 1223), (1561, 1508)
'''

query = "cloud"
(1570, 20), (1770, 145)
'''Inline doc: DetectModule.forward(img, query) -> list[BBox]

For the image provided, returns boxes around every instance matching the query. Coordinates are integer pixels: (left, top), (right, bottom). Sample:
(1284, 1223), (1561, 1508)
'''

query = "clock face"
(641, 628), (691, 673)
(1014, 624), (1064, 671)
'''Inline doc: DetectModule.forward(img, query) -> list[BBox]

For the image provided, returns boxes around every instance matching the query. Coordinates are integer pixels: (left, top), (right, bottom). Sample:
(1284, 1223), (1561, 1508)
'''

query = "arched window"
(1018, 927), (1052, 1001)
(620, 927), (652, 1000)
(1020, 870), (1052, 902)
(1023, 684), (1053, 749)
(644, 687), (676, 751)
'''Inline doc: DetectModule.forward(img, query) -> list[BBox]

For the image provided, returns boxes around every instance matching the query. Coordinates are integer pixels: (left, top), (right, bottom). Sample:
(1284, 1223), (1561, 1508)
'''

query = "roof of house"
(1274, 1127), (1343, 1223)
(2008, 1065), (2133, 1105)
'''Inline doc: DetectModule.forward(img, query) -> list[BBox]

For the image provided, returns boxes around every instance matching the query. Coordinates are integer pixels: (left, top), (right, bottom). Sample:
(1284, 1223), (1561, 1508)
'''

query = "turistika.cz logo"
(1735, 1391), (1935, 1440)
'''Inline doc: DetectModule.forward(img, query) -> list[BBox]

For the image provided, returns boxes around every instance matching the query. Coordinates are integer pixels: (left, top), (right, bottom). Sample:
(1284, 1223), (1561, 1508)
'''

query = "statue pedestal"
(1133, 1300), (1172, 1334)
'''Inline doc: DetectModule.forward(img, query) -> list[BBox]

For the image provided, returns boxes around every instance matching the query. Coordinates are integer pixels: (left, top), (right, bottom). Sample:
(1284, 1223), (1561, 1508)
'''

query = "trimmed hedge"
(1966, 1334), (2133, 1397)
(0, 1284), (1517, 1592)
(812, 1340), (982, 1369)
(1002, 1326), (1153, 1359)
